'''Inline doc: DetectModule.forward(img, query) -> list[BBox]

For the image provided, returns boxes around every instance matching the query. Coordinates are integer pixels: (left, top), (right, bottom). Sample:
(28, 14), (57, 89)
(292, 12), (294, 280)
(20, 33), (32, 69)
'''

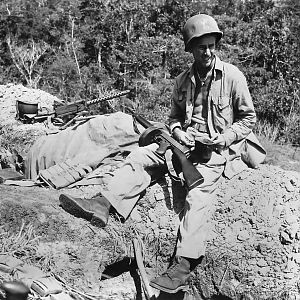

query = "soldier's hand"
(211, 134), (226, 148)
(173, 128), (195, 147)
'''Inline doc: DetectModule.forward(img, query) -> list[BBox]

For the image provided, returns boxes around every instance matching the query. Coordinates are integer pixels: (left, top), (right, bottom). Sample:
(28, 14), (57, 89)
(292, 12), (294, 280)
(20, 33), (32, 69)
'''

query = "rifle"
(54, 90), (131, 122)
(130, 110), (204, 191)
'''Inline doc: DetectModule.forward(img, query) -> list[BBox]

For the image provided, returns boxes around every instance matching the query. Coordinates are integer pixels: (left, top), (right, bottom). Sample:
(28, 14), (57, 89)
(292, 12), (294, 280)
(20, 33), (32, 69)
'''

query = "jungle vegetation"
(0, 0), (299, 144)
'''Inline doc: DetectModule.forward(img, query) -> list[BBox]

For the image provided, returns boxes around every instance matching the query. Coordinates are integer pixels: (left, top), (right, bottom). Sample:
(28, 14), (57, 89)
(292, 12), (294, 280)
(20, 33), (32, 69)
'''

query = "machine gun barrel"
(86, 90), (130, 106)
(55, 90), (130, 121)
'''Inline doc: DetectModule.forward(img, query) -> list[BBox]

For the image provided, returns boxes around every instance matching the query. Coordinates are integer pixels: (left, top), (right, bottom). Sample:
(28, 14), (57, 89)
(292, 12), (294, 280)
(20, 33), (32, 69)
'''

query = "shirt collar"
(214, 55), (223, 72)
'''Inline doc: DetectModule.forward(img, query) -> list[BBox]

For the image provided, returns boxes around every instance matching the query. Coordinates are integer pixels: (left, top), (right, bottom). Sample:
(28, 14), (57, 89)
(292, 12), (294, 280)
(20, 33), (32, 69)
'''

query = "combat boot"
(59, 194), (111, 227)
(150, 256), (191, 293)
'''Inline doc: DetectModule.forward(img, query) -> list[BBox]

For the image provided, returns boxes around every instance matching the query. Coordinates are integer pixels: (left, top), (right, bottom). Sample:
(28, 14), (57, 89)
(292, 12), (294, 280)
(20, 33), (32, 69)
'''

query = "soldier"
(59, 14), (264, 294)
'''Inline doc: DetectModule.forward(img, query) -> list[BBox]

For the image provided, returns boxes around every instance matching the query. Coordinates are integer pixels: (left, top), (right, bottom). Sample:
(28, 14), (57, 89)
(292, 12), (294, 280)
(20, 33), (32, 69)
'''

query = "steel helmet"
(183, 14), (223, 52)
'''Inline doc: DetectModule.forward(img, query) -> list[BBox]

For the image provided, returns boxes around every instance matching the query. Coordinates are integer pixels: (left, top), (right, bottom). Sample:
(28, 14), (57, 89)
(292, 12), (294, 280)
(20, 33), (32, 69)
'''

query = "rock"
(289, 224), (299, 239)
(256, 258), (268, 267)
(286, 214), (298, 226)
(154, 191), (165, 201)
(148, 209), (156, 222)
(158, 215), (169, 229)
(237, 230), (251, 241)
(285, 260), (298, 272)
(285, 180), (295, 192)
(280, 231), (293, 245)
(290, 176), (300, 187)
(258, 266), (270, 276)
(293, 253), (300, 263)
(273, 265), (281, 273)
(130, 208), (142, 223)
(283, 272), (295, 279)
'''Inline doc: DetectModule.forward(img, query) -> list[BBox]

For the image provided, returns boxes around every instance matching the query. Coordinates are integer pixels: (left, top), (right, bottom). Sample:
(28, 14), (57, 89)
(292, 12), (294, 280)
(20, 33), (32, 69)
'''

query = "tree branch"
(71, 18), (82, 85)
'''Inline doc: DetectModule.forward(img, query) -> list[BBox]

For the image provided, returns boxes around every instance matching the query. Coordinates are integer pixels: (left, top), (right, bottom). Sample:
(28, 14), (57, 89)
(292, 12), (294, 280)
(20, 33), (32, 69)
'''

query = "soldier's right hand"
(173, 128), (195, 147)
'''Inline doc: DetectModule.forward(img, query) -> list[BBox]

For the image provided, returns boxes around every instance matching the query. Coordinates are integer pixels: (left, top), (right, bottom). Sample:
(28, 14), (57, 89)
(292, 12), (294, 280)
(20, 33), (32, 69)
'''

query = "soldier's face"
(191, 35), (216, 69)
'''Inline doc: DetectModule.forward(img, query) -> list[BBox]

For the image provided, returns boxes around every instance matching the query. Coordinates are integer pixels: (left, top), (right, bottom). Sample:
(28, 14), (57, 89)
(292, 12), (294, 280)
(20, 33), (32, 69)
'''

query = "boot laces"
(162, 258), (181, 277)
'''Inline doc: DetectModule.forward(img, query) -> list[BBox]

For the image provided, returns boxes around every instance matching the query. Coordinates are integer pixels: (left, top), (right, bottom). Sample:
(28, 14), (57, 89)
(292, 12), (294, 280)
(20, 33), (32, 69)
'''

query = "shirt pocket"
(213, 95), (231, 120)
(211, 95), (233, 131)
(218, 95), (230, 109)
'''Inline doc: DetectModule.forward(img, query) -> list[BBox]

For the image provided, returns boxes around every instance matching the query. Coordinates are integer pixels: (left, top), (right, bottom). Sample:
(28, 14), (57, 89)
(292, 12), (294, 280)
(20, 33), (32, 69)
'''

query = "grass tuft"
(254, 119), (280, 144)
(0, 221), (40, 256)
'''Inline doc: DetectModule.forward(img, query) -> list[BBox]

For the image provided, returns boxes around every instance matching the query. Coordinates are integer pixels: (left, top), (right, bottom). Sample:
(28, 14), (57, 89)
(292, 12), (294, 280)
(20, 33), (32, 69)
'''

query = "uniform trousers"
(101, 143), (226, 258)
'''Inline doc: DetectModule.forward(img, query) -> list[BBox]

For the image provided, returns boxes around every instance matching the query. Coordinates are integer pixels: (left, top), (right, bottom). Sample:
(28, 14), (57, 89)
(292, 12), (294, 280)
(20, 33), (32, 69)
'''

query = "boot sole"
(149, 281), (188, 294)
(59, 194), (107, 227)
(59, 194), (93, 221)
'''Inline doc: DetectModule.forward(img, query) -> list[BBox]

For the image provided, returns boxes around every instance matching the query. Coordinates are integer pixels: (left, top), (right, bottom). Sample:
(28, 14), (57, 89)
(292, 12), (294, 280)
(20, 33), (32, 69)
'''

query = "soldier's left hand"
(211, 134), (226, 148)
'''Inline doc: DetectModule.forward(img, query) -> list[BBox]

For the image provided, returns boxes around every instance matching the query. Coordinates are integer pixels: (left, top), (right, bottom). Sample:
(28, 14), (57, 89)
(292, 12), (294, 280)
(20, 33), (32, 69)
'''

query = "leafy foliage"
(0, 0), (299, 142)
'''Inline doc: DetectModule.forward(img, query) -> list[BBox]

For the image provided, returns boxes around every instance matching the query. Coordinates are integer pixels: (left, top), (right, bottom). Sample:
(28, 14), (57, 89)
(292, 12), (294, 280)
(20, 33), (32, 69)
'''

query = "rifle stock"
(131, 112), (204, 190)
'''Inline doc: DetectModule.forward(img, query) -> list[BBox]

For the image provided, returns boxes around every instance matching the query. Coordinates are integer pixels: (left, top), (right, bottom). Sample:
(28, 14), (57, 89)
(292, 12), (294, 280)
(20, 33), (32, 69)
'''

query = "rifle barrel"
(133, 114), (153, 128)
(87, 90), (130, 106)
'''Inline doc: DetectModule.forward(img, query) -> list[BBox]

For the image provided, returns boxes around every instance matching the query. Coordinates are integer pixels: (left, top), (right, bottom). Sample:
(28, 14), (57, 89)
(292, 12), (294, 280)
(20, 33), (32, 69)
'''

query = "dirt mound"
(0, 84), (62, 165)
(0, 83), (60, 126)
(200, 164), (300, 299)
(1, 163), (300, 300)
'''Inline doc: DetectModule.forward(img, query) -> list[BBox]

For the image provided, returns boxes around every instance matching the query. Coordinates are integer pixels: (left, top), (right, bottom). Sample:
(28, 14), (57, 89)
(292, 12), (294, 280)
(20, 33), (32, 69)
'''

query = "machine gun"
(16, 90), (131, 126)
(54, 90), (131, 122)
(129, 110), (204, 191)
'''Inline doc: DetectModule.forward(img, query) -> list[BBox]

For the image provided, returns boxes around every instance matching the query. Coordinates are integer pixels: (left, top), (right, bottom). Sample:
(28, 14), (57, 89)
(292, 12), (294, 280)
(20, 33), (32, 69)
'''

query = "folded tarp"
(25, 112), (142, 180)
